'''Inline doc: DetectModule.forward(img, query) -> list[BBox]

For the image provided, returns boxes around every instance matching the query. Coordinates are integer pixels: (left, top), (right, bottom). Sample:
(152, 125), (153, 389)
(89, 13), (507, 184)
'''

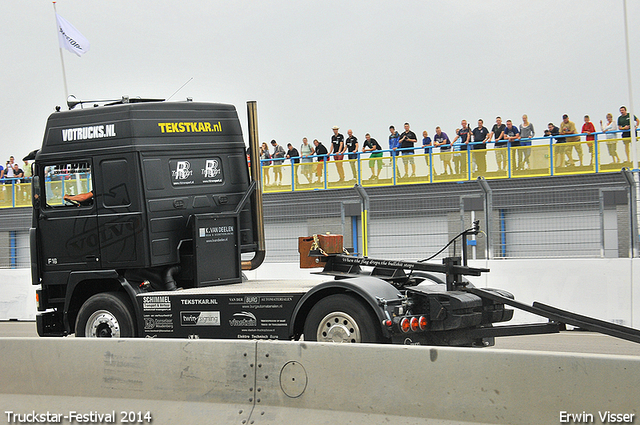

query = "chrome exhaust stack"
(242, 101), (266, 270)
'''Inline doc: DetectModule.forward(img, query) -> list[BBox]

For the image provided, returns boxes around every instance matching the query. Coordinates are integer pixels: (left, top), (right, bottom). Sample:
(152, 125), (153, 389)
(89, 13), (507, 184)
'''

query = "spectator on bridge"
(11, 163), (24, 183)
(2, 156), (16, 179)
(452, 129), (464, 175)
(329, 126), (346, 182)
(23, 160), (32, 181)
(582, 115), (596, 166)
(501, 120), (521, 172)
(286, 143), (300, 164)
(434, 127), (453, 175)
(560, 114), (581, 166)
(600, 113), (620, 164)
(271, 140), (286, 185)
(547, 122), (564, 168)
(519, 115), (535, 171)
(472, 119), (489, 174)
(490, 117), (507, 171)
(362, 133), (383, 180)
(313, 139), (328, 182)
(451, 120), (471, 176)
(398, 123), (417, 178)
(618, 106), (639, 163)
(389, 125), (400, 155)
(260, 142), (272, 186)
(345, 129), (359, 181)
(422, 130), (433, 174)
(286, 143), (300, 185)
(299, 138), (315, 183)
(389, 125), (401, 177)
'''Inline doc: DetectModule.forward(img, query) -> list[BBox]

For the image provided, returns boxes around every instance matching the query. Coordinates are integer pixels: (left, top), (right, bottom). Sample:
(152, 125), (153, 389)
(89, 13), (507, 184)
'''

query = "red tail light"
(410, 317), (419, 332)
(419, 316), (428, 330)
(400, 318), (411, 333)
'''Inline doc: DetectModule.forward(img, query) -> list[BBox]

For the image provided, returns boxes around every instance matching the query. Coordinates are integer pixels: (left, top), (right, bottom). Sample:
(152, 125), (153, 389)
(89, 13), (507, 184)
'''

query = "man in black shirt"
(345, 129), (359, 180)
(471, 119), (489, 174)
(547, 122), (563, 168)
(398, 122), (417, 178)
(330, 126), (345, 182)
(362, 133), (383, 179)
(286, 143), (300, 185)
(11, 163), (24, 183)
(286, 143), (300, 164)
(313, 139), (328, 182)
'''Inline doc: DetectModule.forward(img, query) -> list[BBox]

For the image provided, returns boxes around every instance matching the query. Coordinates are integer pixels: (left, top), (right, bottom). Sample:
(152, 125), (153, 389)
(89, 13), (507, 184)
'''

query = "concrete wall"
(0, 269), (33, 320)
(4, 259), (639, 330)
(1, 338), (638, 425)
(466, 258), (639, 329)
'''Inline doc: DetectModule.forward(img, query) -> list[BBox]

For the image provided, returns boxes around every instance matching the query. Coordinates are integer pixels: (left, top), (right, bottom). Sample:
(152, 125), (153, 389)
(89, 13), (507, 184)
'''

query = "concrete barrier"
(1, 338), (638, 424)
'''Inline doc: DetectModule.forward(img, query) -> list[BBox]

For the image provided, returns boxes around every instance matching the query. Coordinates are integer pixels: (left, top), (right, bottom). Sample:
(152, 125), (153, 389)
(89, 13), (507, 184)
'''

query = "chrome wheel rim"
(316, 312), (362, 343)
(85, 310), (121, 337)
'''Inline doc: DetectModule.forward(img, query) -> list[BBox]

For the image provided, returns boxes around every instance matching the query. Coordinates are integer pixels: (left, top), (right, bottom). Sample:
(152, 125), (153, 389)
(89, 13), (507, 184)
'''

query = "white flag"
(55, 13), (90, 57)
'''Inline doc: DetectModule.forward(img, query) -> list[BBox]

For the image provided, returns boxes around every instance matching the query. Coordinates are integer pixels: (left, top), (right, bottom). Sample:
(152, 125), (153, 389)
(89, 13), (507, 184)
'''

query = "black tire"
(303, 293), (384, 343)
(75, 292), (137, 338)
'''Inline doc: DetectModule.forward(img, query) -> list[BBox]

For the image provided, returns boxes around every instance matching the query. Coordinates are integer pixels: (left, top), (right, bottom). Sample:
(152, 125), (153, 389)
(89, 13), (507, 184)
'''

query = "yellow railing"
(262, 136), (637, 193)
(0, 182), (32, 208)
(3, 138), (637, 203)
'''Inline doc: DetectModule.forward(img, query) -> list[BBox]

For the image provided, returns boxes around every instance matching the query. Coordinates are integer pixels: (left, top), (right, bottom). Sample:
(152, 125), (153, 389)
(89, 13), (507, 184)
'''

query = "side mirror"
(32, 175), (40, 209)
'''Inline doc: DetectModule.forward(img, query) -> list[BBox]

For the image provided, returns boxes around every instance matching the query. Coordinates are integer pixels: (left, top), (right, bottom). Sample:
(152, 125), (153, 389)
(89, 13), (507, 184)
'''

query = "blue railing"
(261, 131), (639, 192)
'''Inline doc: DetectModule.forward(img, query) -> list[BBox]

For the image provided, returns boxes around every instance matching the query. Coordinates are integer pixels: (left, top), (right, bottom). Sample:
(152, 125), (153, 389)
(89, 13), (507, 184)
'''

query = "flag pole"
(623, 0), (637, 171)
(53, 2), (69, 100)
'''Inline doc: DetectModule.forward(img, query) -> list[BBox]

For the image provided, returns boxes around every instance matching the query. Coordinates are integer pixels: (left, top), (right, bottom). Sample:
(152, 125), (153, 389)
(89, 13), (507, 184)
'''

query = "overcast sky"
(1, 0), (638, 164)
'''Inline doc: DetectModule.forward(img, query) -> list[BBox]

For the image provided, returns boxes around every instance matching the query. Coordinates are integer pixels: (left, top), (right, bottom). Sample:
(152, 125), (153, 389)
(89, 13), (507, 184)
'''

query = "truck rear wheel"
(75, 292), (136, 338)
(303, 294), (384, 343)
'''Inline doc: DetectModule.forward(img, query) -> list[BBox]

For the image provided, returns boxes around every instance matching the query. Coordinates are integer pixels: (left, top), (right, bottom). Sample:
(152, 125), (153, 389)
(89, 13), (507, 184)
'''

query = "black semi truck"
(29, 97), (640, 346)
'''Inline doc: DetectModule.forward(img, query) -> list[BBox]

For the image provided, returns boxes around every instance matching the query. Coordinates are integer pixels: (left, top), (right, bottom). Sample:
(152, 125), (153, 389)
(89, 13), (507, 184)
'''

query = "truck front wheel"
(303, 294), (384, 343)
(75, 292), (136, 338)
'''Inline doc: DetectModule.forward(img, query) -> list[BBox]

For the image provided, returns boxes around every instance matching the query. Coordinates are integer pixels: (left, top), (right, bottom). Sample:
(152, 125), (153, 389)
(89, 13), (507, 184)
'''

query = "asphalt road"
(2, 320), (639, 356)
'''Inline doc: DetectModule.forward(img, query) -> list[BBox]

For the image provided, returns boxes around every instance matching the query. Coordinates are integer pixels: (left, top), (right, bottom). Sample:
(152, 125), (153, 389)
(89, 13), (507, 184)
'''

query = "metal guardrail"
(261, 131), (639, 193)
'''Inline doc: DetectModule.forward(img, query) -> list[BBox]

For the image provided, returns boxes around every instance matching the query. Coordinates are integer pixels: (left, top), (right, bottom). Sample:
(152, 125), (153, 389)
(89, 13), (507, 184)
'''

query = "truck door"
(37, 161), (100, 270)
(95, 154), (146, 268)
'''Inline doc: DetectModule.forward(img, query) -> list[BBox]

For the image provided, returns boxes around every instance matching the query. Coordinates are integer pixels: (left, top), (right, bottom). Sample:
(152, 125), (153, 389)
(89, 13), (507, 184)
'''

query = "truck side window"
(43, 162), (93, 208)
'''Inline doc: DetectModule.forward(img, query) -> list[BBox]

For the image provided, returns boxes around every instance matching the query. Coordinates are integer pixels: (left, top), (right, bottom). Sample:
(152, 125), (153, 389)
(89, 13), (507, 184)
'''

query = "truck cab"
(32, 99), (262, 336)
